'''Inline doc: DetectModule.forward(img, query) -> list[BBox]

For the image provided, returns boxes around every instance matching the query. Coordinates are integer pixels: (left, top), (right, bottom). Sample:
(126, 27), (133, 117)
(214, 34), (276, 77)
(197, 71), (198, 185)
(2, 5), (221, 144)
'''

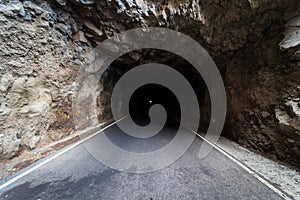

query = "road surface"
(0, 119), (285, 199)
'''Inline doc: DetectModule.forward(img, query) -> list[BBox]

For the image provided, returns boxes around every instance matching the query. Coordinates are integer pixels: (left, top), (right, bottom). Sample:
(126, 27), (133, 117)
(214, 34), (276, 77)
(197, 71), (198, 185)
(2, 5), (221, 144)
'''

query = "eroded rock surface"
(0, 0), (81, 160)
(0, 0), (299, 179)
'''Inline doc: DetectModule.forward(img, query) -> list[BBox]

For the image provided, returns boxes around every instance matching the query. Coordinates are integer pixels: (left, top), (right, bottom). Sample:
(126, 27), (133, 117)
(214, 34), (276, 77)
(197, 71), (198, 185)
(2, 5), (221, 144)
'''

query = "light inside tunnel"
(129, 83), (181, 127)
(99, 49), (211, 133)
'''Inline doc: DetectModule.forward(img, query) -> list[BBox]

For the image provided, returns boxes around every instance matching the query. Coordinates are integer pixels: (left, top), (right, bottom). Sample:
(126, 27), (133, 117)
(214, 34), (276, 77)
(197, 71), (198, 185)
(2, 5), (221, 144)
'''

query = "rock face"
(275, 100), (300, 158)
(0, 0), (299, 173)
(0, 0), (81, 160)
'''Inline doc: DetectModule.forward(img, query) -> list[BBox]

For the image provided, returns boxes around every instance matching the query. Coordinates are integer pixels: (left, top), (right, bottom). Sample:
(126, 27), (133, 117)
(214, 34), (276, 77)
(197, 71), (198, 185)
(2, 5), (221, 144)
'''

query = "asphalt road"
(0, 120), (284, 200)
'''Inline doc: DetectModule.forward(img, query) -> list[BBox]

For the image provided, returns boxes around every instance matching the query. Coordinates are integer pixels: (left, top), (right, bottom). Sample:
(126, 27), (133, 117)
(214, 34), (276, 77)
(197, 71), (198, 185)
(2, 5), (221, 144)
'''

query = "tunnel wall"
(0, 0), (299, 179)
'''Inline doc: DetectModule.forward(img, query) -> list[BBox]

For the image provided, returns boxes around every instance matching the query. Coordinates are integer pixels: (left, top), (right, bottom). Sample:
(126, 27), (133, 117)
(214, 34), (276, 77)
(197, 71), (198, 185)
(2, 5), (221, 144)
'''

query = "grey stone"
(275, 107), (300, 143)
(0, 131), (21, 159)
(279, 27), (300, 49)
(24, 13), (32, 21)
(0, 73), (14, 93)
(21, 131), (40, 149)
(286, 16), (300, 27)
(79, 0), (94, 5)
(56, 0), (66, 6)
(23, 1), (45, 15)
(285, 100), (300, 117)
(280, 16), (300, 50)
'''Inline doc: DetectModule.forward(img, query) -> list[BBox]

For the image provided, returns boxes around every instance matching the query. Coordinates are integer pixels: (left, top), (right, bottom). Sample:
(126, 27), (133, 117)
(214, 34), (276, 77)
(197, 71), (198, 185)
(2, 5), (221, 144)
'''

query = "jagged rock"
(0, 131), (21, 159)
(0, 73), (14, 93)
(0, 0), (300, 174)
(73, 30), (88, 43)
(285, 100), (300, 117)
(280, 26), (300, 50)
(79, 0), (93, 5)
(21, 131), (40, 149)
(275, 107), (300, 142)
(286, 16), (300, 27)
(0, 0), (24, 16)
(55, 23), (72, 36)
(83, 20), (103, 36)
(0, 2), (77, 161)
(279, 16), (300, 60)
(5, 77), (54, 118)
(18, 87), (52, 118)
(33, 14), (50, 27)
(23, 1), (45, 15)
(23, 13), (32, 21)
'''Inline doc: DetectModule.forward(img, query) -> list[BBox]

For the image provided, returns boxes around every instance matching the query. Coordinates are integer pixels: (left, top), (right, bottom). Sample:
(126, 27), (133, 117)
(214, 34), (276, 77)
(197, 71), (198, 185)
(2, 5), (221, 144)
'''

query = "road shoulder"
(216, 137), (300, 200)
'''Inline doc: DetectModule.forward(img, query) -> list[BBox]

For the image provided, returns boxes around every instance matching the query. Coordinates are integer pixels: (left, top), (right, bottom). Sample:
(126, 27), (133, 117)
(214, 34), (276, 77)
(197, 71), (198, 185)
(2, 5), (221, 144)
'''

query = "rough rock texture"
(224, 2), (300, 167)
(0, 0), (83, 160)
(62, 0), (300, 168)
(67, 0), (299, 167)
(0, 0), (299, 176)
(226, 62), (300, 165)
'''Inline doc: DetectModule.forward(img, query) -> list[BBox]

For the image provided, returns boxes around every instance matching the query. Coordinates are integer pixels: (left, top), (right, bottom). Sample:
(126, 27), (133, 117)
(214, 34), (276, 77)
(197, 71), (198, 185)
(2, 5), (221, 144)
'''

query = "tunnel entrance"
(129, 83), (181, 127)
(97, 49), (211, 133)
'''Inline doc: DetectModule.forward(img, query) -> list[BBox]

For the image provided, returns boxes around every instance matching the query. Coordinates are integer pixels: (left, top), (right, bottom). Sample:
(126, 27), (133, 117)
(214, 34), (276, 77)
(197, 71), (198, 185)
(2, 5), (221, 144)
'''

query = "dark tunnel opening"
(99, 49), (212, 134)
(129, 83), (181, 127)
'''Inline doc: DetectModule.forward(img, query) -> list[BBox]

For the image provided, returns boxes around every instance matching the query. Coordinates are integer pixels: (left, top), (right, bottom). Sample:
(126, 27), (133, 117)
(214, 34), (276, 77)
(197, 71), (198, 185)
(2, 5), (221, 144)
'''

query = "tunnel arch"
(97, 49), (211, 133)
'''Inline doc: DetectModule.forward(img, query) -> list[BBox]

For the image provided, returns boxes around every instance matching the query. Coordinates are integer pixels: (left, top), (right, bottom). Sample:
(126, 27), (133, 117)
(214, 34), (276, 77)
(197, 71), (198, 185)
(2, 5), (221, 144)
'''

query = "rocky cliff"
(0, 0), (299, 179)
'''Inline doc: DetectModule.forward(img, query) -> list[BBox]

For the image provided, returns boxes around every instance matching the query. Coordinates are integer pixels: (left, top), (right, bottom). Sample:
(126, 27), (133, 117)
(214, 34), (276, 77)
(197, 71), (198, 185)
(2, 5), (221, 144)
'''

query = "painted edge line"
(0, 116), (126, 191)
(185, 127), (294, 200)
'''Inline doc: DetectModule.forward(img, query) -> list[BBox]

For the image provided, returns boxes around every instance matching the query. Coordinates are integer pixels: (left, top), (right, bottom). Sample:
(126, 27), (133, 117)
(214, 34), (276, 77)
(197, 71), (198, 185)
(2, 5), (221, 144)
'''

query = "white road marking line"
(1, 117), (293, 200)
(185, 127), (293, 200)
(0, 117), (126, 191)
